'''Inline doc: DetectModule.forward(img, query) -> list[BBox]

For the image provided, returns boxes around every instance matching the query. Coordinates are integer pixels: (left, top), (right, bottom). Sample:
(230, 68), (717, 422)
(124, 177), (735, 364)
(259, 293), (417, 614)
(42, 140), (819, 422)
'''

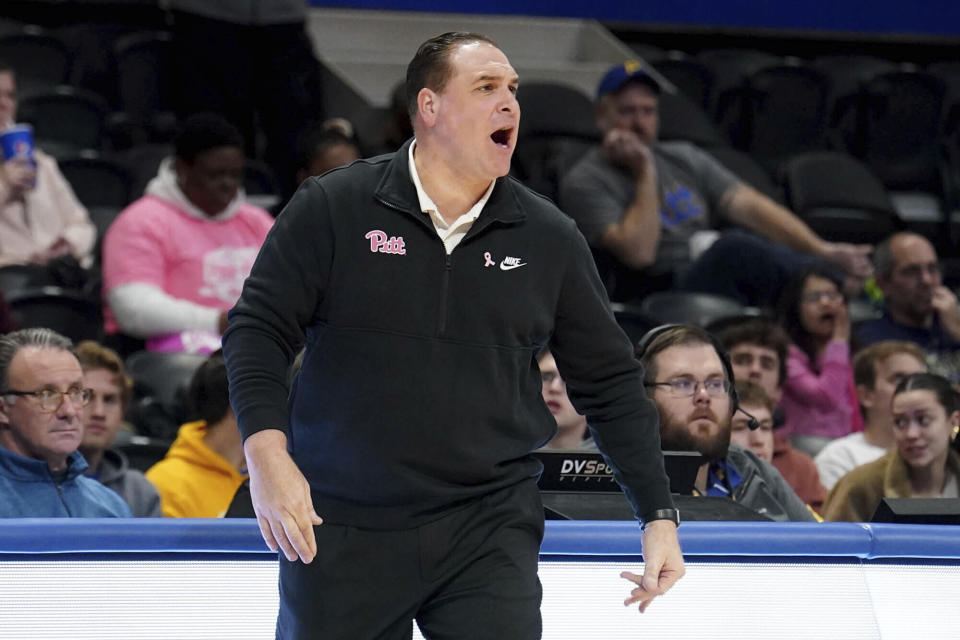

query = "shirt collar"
(407, 140), (495, 228)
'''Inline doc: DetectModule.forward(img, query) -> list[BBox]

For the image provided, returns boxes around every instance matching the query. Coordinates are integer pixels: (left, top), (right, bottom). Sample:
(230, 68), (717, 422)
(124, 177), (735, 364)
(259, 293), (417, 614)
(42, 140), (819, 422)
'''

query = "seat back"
(658, 92), (727, 147)
(639, 291), (748, 328)
(781, 150), (900, 244)
(17, 86), (109, 153)
(859, 71), (946, 192)
(652, 56), (715, 110)
(124, 350), (208, 411)
(513, 82), (600, 201)
(58, 152), (133, 209)
(0, 27), (70, 93)
(113, 30), (175, 122)
(741, 64), (830, 173)
(6, 286), (102, 343)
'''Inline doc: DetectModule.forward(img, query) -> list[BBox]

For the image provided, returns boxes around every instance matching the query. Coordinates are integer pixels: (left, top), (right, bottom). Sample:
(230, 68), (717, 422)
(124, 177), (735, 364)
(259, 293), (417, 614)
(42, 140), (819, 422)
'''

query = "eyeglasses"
(800, 290), (843, 304)
(645, 378), (730, 398)
(894, 262), (941, 281)
(1, 387), (93, 412)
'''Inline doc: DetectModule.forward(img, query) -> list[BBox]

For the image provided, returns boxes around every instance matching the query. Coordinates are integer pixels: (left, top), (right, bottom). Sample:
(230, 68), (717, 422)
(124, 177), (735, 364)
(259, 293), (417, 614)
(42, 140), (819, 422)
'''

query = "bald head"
(875, 232), (941, 325)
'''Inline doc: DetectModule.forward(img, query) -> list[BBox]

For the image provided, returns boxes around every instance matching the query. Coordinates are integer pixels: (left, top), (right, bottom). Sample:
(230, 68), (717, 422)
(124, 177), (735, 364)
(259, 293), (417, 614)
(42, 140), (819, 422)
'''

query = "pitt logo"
(365, 230), (406, 255)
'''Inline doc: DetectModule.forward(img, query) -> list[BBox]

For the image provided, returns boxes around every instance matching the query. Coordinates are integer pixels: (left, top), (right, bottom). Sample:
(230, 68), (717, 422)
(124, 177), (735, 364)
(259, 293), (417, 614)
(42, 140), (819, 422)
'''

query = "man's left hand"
(620, 520), (685, 613)
(821, 242), (873, 280)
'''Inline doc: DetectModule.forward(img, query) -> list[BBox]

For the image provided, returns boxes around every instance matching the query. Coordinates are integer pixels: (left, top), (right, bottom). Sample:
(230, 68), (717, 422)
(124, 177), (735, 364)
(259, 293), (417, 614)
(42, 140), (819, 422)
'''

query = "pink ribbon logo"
(483, 252), (495, 267)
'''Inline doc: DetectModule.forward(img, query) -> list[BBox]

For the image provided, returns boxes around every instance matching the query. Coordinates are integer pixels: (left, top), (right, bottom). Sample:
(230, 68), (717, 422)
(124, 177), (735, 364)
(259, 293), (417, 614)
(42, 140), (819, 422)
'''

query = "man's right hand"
(831, 300), (851, 343)
(601, 128), (653, 180)
(244, 429), (323, 563)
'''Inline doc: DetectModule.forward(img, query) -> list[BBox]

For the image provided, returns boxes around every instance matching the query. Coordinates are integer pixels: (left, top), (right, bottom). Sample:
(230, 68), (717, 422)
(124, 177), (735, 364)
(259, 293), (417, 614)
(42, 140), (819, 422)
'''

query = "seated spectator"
(558, 61), (872, 306)
(379, 80), (414, 154)
(777, 265), (863, 446)
(857, 232), (960, 382)
(102, 113), (274, 354)
(815, 341), (927, 490)
(730, 381), (775, 462)
(146, 350), (247, 517)
(75, 340), (162, 517)
(0, 62), (96, 269)
(294, 119), (361, 186)
(638, 324), (815, 521)
(720, 319), (827, 512)
(537, 349), (589, 449)
(0, 328), (130, 517)
(823, 372), (960, 521)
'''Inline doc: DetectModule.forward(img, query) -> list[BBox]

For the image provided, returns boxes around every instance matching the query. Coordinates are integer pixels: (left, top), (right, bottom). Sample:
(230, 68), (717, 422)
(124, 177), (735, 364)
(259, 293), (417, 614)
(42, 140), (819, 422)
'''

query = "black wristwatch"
(641, 508), (680, 530)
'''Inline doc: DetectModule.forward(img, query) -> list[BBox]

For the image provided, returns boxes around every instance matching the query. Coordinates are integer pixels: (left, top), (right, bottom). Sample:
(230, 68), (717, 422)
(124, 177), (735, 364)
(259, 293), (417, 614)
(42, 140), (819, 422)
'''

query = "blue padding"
(541, 521), (873, 558)
(865, 523), (960, 559)
(1, 519), (959, 560)
(0, 518), (270, 554)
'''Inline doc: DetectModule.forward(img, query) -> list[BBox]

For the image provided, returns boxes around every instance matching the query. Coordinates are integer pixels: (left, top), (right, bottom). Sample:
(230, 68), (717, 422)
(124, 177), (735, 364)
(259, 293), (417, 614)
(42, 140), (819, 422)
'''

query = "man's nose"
(57, 395), (80, 417)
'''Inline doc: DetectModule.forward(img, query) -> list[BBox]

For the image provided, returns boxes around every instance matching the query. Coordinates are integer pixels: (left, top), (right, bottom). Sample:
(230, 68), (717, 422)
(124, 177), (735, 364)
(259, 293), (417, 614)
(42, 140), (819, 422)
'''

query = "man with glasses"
(638, 325), (815, 521)
(0, 328), (130, 517)
(859, 232), (960, 382)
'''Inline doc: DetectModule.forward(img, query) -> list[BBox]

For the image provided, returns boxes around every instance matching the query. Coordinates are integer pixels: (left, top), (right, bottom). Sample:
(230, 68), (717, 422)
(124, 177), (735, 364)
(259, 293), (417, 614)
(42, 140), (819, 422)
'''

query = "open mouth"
(490, 127), (513, 148)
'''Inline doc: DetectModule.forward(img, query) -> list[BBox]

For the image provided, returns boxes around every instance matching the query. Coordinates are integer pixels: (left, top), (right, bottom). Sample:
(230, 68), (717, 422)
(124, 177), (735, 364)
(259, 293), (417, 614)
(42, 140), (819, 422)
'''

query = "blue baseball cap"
(597, 60), (662, 99)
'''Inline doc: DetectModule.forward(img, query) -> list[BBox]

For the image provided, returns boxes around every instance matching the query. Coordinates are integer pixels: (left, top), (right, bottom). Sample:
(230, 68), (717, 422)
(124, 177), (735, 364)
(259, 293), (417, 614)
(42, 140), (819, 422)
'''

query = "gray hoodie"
(91, 449), (163, 518)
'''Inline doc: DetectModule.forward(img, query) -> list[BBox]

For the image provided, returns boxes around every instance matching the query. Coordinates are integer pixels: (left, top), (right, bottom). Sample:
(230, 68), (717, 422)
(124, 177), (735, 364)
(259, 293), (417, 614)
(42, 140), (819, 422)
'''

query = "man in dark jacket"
(224, 32), (683, 639)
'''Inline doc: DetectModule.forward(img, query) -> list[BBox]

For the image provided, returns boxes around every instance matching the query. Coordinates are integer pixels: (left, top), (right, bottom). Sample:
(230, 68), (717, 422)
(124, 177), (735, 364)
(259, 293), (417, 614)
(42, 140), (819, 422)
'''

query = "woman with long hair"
(823, 372), (960, 521)
(777, 265), (863, 445)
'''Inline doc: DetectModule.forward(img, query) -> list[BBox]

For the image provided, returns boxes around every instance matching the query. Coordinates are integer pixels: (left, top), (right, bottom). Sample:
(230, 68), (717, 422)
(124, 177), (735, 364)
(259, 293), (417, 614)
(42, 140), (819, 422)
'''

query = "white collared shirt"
(408, 141), (495, 255)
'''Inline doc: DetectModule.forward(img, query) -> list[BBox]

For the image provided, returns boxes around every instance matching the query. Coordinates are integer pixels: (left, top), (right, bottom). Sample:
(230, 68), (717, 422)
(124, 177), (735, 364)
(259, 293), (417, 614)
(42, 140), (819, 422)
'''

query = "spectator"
(730, 381), (775, 462)
(102, 113), (274, 355)
(815, 341), (927, 490)
(0, 328), (130, 517)
(857, 232), (960, 382)
(777, 265), (863, 448)
(537, 349), (589, 449)
(75, 340), (162, 517)
(558, 61), (872, 306)
(294, 120), (361, 186)
(638, 324), (815, 521)
(720, 319), (827, 512)
(0, 62), (96, 270)
(823, 372), (960, 521)
(380, 79), (415, 154)
(146, 351), (247, 517)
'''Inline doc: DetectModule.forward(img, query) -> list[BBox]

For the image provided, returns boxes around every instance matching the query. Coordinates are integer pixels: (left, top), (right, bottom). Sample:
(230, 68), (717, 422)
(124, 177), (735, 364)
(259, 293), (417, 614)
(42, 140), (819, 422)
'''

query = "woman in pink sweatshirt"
(778, 265), (864, 444)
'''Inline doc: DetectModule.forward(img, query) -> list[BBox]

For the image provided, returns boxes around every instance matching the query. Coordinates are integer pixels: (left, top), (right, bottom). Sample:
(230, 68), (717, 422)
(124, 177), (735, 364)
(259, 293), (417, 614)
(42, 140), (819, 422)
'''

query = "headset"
(636, 323), (760, 430)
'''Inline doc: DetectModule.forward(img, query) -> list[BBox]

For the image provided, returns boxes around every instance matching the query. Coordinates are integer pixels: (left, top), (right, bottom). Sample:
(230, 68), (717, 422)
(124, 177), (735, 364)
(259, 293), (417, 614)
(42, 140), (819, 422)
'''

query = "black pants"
(277, 481), (545, 640)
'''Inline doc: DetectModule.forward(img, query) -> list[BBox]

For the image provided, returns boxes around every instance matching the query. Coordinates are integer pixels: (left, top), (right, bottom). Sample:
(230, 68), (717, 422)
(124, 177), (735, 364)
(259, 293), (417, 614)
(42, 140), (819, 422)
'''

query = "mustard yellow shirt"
(146, 421), (247, 518)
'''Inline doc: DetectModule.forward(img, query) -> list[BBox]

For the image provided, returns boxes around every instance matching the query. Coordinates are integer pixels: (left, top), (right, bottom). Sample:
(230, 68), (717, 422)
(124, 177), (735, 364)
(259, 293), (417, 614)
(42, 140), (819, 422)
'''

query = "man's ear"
(0, 398), (11, 427)
(417, 88), (439, 127)
(856, 384), (874, 410)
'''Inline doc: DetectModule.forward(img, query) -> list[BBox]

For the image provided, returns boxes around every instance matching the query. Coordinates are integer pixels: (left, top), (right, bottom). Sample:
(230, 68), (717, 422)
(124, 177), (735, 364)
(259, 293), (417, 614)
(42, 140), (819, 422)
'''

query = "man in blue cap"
(559, 61), (873, 305)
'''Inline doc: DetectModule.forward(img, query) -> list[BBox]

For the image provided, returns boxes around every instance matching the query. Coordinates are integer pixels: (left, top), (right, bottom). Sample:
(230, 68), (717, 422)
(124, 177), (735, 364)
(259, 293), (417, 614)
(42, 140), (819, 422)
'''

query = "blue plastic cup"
(0, 124), (36, 168)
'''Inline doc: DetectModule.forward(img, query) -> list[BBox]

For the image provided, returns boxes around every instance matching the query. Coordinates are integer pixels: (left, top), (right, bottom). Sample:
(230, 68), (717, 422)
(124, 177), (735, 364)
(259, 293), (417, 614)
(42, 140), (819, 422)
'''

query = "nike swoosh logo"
(500, 262), (527, 271)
